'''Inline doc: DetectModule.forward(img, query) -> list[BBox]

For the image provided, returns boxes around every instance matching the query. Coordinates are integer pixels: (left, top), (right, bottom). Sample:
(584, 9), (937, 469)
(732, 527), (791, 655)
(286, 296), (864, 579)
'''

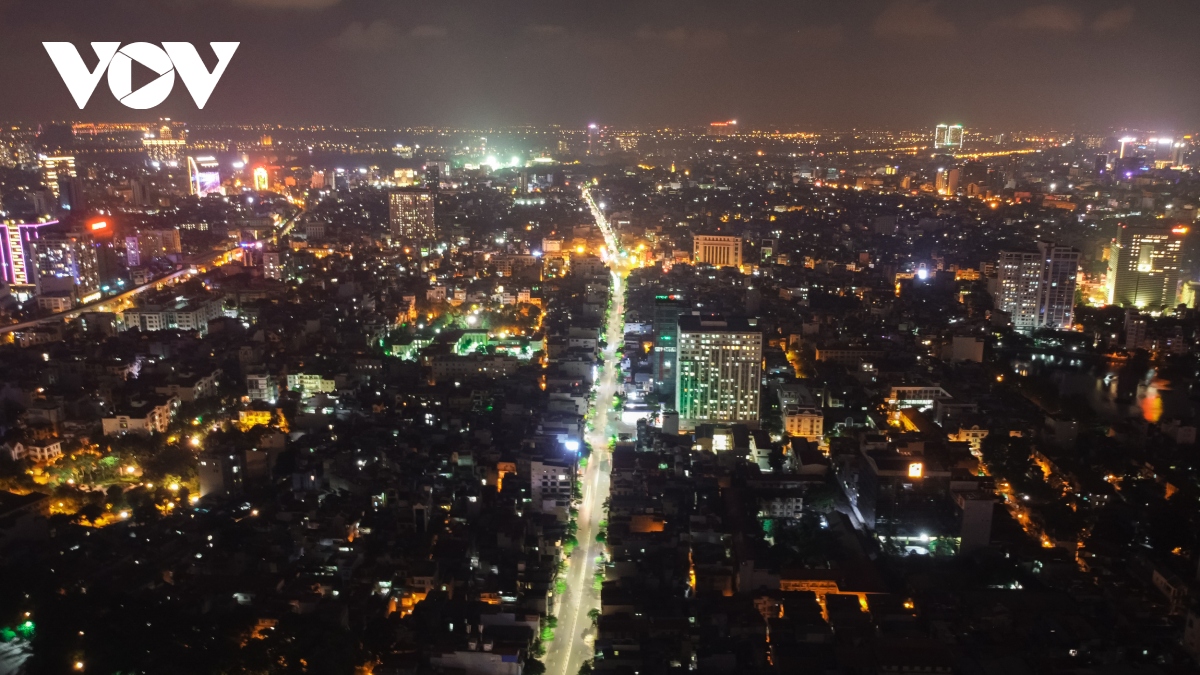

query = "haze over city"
(1, 0), (1199, 128)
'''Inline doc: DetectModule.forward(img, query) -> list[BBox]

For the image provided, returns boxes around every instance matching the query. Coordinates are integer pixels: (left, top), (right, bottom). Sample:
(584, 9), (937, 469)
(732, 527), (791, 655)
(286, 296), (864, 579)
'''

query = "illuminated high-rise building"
(652, 294), (683, 406)
(586, 123), (602, 155)
(676, 315), (762, 428)
(31, 229), (101, 301)
(253, 166), (269, 191)
(707, 120), (737, 137)
(1037, 242), (1080, 330)
(188, 156), (222, 196)
(1107, 224), (1186, 309)
(997, 242), (1080, 333)
(38, 155), (76, 198)
(692, 234), (742, 268)
(997, 251), (1042, 331)
(1173, 136), (1191, 168)
(388, 188), (436, 241)
(0, 219), (56, 287)
(933, 124), (964, 149)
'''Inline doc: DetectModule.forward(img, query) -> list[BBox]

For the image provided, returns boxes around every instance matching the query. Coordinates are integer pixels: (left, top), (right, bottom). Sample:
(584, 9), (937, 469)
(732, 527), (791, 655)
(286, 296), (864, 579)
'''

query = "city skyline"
(5, 4), (1200, 674)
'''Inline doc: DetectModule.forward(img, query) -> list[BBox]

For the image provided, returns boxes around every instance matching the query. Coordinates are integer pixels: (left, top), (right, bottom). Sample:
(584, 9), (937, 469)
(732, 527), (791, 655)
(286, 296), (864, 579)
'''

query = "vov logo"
(43, 42), (239, 110)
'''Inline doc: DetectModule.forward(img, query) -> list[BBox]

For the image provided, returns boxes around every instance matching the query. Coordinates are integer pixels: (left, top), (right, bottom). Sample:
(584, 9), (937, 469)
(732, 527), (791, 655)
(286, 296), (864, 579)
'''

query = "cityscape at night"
(4, 1), (1200, 674)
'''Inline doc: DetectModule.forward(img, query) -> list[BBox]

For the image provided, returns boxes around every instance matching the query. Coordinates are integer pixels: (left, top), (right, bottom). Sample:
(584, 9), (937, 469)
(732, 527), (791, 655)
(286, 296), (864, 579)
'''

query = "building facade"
(1107, 224), (1185, 310)
(676, 315), (762, 428)
(389, 188), (437, 241)
(997, 242), (1080, 332)
(692, 235), (743, 268)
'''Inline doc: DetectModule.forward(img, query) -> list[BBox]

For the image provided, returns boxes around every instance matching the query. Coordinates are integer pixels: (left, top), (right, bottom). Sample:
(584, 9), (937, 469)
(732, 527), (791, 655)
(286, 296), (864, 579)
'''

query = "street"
(543, 189), (627, 675)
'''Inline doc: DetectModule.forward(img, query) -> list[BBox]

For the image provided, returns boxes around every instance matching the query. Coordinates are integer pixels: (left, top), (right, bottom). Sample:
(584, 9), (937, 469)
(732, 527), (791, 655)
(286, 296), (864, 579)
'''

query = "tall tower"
(933, 124), (964, 149)
(1037, 242), (1080, 330)
(652, 294), (683, 407)
(388, 188), (437, 242)
(997, 243), (1080, 333)
(586, 123), (600, 155)
(997, 251), (1043, 332)
(38, 155), (76, 199)
(1107, 224), (1186, 309)
(676, 315), (763, 428)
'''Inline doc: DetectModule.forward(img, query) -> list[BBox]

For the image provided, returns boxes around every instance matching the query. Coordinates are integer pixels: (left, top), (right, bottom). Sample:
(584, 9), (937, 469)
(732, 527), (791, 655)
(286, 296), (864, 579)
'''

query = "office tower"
(933, 124), (964, 149)
(945, 167), (961, 195)
(38, 155), (76, 199)
(329, 169), (344, 191)
(1118, 136), (1136, 159)
(587, 123), (601, 155)
(692, 234), (743, 268)
(1173, 137), (1191, 168)
(1107, 224), (1186, 309)
(1095, 154), (1109, 175)
(31, 229), (101, 301)
(0, 219), (56, 287)
(424, 163), (442, 188)
(58, 176), (86, 213)
(388, 188), (437, 241)
(676, 315), (763, 427)
(652, 294), (683, 406)
(310, 170), (326, 189)
(707, 120), (737, 137)
(187, 156), (221, 196)
(253, 166), (269, 191)
(997, 243), (1080, 333)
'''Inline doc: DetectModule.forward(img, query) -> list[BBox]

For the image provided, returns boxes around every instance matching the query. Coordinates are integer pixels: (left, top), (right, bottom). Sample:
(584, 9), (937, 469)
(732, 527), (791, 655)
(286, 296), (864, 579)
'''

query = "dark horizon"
(2, 0), (1199, 130)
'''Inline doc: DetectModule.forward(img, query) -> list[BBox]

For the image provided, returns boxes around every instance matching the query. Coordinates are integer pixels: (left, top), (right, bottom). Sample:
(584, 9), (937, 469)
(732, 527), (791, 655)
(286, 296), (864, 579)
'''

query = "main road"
(543, 189), (628, 675)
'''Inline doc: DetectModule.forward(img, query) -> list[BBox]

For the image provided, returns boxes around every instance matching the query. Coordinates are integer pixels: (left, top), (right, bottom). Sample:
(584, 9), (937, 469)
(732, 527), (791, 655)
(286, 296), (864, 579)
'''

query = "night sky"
(2, 0), (1197, 130)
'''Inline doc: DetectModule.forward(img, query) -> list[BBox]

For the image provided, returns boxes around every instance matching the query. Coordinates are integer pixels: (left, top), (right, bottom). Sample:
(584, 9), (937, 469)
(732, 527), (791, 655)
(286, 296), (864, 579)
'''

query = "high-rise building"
(58, 176), (86, 213)
(0, 219), (56, 287)
(1037, 242), (1080, 331)
(945, 167), (961, 195)
(676, 315), (763, 427)
(707, 120), (737, 137)
(253, 166), (269, 191)
(388, 188), (437, 241)
(586, 123), (601, 155)
(1107, 224), (1186, 309)
(997, 251), (1042, 331)
(692, 234), (742, 268)
(997, 242), (1080, 333)
(933, 124), (964, 149)
(38, 155), (76, 199)
(30, 229), (101, 302)
(130, 229), (182, 265)
(187, 156), (221, 196)
(1173, 137), (1191, 168)
(652, 294), (683, 406)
